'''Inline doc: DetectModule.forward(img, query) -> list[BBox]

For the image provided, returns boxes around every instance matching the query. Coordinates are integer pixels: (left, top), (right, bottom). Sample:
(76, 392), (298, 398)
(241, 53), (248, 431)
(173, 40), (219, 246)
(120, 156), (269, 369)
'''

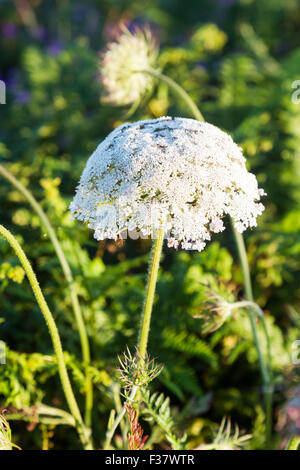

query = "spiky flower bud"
(198, 417), (251, 450)
(70, 117), (265, 251)
(117, 347), (163, 393)
(194, 292), (234, 333)
(100, 27), (159, 106)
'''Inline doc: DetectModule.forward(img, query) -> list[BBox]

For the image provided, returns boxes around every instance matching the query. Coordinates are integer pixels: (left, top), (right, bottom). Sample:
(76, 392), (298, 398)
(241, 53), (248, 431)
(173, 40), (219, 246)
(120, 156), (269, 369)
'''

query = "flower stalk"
(231, 226), (273, 447)
(135, 68), (204, 121)
(137, 228), (164, 365)
(0, 164), (93, 429)
(0, 224), (92, 449)
(103, 229), (164, 449)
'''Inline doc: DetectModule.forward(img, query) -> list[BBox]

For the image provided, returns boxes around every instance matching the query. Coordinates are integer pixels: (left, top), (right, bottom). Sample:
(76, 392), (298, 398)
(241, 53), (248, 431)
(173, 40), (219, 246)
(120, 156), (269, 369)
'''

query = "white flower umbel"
(100, 27), (159, 106)
(70, 117), (265, 251)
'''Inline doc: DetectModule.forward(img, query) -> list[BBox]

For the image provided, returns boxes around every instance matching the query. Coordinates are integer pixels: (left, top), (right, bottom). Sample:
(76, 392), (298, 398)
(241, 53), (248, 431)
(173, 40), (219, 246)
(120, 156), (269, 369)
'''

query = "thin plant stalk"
(231, 227), (273, 446)
(0, 224), (92, 449)
(104, 385), (138, 449)
(0, 164), (93, 429)
(232, 300), (272, 374)
(104, 228), (164, 449)
(112, 384), (128, 441)
(136, 68), (273, 446)
(135, 68), (204, 122)
(137, 228), (164, 365)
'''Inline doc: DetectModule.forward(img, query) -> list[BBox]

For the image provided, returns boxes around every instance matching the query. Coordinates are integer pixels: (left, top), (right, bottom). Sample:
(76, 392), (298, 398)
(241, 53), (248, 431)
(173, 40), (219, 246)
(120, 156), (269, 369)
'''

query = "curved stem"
(232, 300), (272, 379)
(233, 300), (272, 385)
(136, 69), (205, 122)
(0, 164), (93, 429)
(0, 224), (92, 449)
(231, 226), (273, 447)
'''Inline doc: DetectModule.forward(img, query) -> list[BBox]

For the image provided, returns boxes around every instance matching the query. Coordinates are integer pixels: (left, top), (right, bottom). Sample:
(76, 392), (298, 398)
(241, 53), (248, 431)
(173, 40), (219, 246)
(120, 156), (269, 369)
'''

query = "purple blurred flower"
(1, 68), (30, 104)
(32, 26), (47, 41)
(2, 23), (18, 39)
(15, 90), (31, 105)
(47, 40), (64, 56)
(5, 69), (20, 90)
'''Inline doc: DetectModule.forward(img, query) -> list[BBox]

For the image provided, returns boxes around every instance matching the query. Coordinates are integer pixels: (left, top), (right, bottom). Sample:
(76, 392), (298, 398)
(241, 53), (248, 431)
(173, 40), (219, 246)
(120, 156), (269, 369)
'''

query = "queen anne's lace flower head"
(100, 27), (159, 106)
(70, 117), (265, 252)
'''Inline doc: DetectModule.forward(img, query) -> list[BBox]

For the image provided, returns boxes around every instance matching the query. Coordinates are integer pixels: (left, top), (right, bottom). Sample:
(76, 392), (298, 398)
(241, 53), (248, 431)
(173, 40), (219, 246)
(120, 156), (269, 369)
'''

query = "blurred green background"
(0, 0), (300, 450)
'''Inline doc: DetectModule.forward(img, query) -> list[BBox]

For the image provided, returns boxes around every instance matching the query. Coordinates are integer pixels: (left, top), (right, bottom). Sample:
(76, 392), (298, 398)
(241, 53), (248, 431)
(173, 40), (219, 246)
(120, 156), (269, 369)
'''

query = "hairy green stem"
(232, 298), (273, 439)
(0, 224), (92, 449)
(137, 228), (164, 365)
(233, 300), (272, 375)
(137, 69), (273, 447)
(112, 384), (127, 441)
(0, 164), (93, 429)
(104, 228), (164, 449)
(137, 69), (205, 122)
(231, 227), (273, 447)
